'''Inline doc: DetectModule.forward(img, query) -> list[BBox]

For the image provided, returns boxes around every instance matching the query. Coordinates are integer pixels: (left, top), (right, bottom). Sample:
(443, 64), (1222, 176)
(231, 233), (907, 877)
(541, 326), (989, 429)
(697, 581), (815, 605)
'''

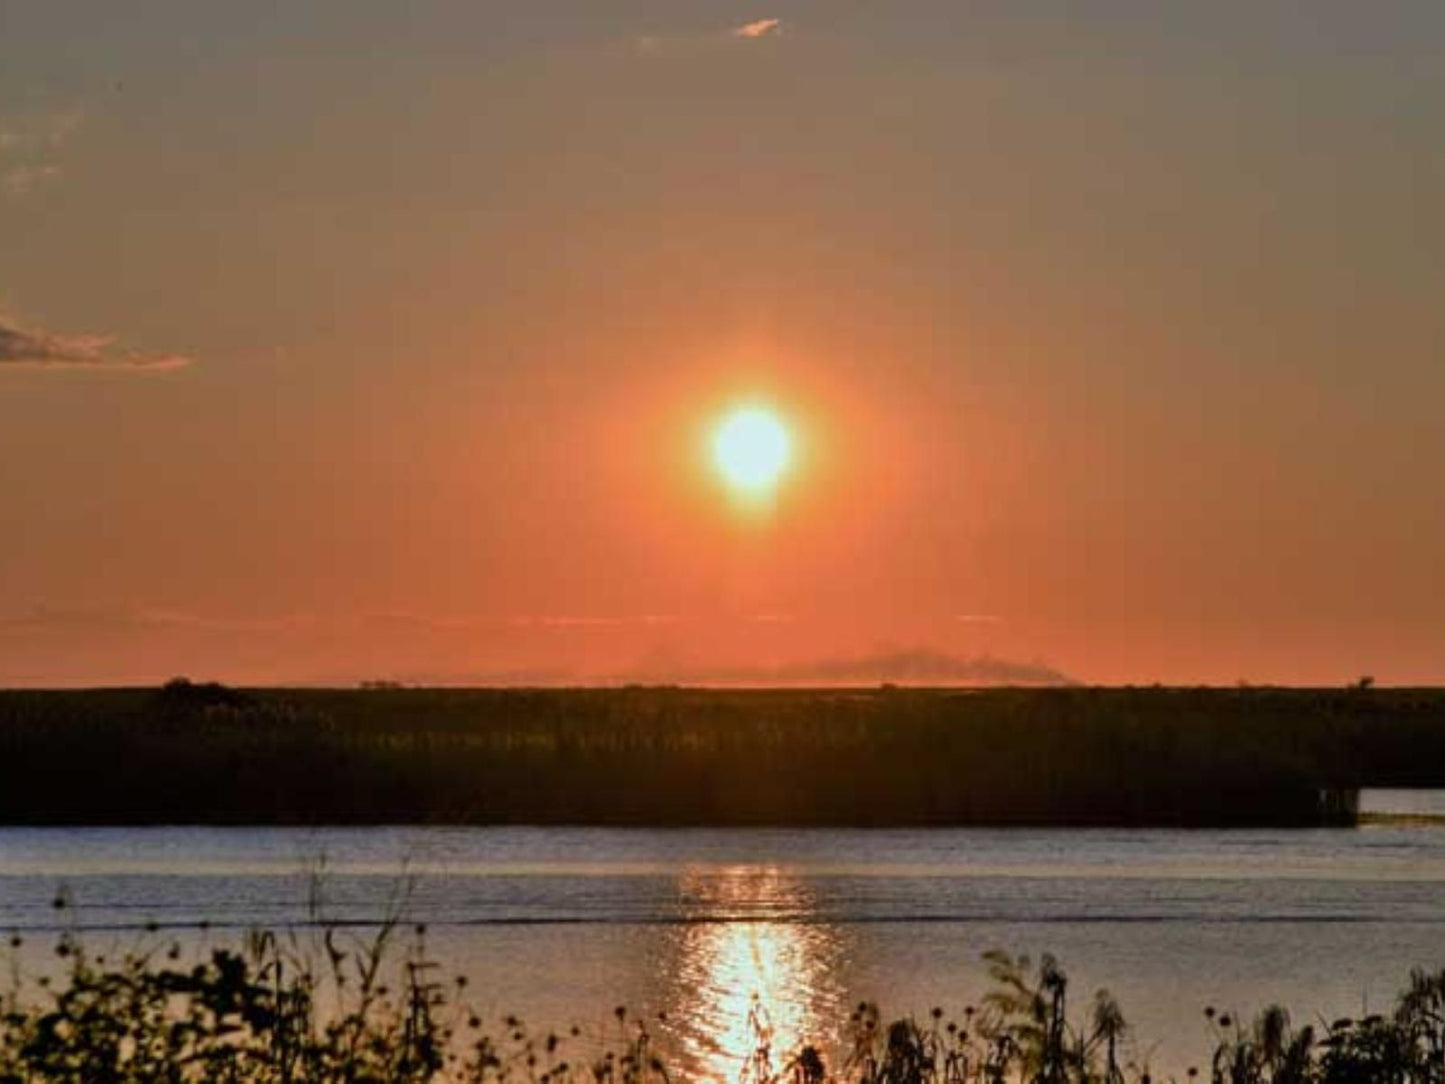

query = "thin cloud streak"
(732, 18), (781, 39)
(0, 318), (192, 372)
(509, 614), (681, 629)
(0, 107), (83, 198)
(632, 18), (782, 55)
(0, 608), (682, 635)
(1, 163), (63, 197)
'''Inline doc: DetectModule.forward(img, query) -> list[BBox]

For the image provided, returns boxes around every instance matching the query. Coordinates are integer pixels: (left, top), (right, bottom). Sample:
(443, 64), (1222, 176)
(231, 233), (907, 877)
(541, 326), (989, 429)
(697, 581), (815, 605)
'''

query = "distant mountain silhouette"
(618, 648), (1076, 687)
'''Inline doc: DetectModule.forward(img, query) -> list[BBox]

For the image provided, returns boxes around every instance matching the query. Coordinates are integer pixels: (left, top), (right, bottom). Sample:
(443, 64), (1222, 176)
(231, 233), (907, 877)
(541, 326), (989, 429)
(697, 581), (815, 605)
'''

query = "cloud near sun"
(0, 317), (191, 372)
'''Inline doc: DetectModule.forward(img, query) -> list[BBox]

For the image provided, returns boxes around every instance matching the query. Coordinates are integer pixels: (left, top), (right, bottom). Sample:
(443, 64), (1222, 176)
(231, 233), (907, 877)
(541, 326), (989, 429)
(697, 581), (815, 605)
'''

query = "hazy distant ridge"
(619, 649), (1075, 687)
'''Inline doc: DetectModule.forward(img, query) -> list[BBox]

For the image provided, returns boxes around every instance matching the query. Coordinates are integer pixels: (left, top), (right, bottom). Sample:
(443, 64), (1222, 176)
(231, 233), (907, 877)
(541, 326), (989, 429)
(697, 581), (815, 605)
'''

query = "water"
(2, 791), (1443, 1079)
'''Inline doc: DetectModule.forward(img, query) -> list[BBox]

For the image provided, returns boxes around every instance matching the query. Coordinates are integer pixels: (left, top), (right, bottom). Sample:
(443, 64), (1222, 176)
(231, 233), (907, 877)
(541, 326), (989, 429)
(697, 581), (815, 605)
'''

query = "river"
(2, 791), (1443, 1079)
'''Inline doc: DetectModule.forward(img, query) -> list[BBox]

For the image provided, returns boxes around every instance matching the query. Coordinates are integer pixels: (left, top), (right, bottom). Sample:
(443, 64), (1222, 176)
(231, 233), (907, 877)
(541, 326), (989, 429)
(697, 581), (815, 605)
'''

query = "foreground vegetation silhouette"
(4, 683), (1443, 825)
(4, 914), (1445, 1083)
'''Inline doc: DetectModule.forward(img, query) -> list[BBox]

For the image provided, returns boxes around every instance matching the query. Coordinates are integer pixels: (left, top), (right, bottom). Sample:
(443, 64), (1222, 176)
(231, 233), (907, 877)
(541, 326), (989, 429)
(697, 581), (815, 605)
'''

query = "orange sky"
(1, 3), (1443, 686)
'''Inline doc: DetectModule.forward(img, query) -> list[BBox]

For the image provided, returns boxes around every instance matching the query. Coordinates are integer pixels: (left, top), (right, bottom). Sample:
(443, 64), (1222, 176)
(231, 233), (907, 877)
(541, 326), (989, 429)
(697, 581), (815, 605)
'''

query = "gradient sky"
(2, 1), (1442, 686)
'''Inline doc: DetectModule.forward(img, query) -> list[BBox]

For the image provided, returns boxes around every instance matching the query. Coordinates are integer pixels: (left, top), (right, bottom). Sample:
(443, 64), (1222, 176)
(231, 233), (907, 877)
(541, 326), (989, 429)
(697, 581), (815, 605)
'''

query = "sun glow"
(712, 407), (791, 494)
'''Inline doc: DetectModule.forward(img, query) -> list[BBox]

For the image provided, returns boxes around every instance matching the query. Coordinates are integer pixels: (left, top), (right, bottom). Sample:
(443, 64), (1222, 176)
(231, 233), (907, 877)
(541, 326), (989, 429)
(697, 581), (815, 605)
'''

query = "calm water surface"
(2, 793), (1443, 1079)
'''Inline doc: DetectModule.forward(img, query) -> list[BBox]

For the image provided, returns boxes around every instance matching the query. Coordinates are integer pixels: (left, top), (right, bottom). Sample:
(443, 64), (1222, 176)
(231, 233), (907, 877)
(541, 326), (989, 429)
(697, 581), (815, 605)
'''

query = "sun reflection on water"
(658, 865), (846, 1084)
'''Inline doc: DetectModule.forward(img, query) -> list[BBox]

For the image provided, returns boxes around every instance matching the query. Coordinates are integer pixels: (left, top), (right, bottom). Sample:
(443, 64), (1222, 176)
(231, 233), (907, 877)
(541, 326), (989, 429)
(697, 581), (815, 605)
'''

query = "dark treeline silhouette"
(2, 684), (1444, 825)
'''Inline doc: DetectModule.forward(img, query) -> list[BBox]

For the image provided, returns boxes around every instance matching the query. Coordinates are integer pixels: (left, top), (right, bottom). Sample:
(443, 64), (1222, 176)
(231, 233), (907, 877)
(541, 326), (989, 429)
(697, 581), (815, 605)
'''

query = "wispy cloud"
(0, 607), (316, 635)
(1, 163), (63, 198)
(0, 107), (83, 198)
(630, 17), (783, 56)
(509, 614), (681, 629)
(732, 18), (782, 40)
(0, 316), (192, 372)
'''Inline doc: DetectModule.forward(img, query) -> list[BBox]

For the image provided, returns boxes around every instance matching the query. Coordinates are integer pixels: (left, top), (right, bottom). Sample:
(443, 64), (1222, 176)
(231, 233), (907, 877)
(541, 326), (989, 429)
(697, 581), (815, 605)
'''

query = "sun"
(713, 406), (791, 494)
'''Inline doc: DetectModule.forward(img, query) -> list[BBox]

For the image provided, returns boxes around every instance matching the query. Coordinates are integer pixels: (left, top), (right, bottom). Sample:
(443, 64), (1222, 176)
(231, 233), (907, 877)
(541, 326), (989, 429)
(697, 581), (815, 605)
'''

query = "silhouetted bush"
(157, 676), (256, 711)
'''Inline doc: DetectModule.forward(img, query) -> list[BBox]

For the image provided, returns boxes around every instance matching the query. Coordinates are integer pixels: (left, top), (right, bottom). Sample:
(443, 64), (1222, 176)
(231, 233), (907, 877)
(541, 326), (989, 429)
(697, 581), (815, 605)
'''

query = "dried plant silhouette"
(5, 909), (1445, 1084)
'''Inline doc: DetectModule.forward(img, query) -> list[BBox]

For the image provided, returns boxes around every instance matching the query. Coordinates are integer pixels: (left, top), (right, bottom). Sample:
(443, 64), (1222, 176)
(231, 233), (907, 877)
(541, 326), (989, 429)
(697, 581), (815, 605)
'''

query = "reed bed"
(4, 910), (1445, 1083)
(3, 683), (1444, 825)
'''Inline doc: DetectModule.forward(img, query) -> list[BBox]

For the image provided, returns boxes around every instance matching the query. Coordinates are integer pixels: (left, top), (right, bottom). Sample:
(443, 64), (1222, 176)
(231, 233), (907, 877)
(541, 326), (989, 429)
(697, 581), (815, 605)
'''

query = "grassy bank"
(4, 916), (1445, 1083)
(2, 684), (1445, 826)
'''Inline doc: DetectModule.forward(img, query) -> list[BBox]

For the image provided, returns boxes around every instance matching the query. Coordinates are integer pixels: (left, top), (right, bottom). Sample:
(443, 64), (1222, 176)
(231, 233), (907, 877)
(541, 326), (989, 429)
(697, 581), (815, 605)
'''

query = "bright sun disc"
(713, 407), (791, 493)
